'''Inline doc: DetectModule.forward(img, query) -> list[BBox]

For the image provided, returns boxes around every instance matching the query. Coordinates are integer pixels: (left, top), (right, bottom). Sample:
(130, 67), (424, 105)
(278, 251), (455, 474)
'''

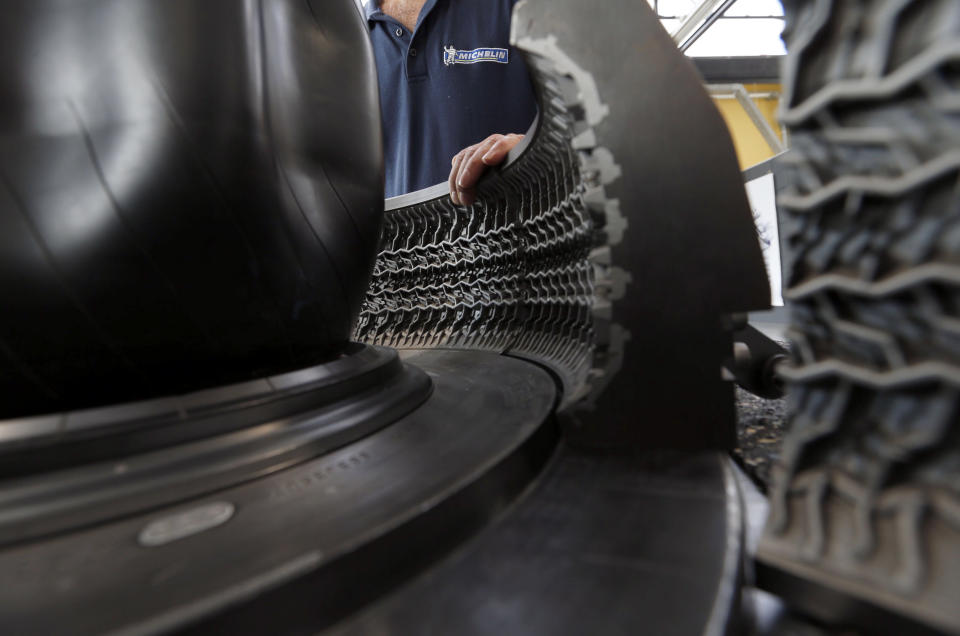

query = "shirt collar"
(364, 0), (381, 22)
(364, 0), (441, 29)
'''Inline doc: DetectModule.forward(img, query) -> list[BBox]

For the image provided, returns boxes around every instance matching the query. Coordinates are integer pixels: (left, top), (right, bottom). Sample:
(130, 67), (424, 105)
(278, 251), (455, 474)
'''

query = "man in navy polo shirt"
(365, 0), (538, 203)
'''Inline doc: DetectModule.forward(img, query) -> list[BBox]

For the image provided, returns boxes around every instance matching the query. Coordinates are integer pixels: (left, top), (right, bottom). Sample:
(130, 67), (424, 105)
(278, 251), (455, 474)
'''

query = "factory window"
(649, 0), (786, 57)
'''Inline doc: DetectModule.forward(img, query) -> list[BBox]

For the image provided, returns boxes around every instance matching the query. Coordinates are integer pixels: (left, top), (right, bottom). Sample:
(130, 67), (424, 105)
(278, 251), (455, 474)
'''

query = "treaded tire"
(759, 1), (960, 633)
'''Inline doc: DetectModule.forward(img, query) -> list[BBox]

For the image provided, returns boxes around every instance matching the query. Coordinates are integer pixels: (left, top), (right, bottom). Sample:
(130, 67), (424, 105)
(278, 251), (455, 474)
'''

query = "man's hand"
(448, 133), (524, 206)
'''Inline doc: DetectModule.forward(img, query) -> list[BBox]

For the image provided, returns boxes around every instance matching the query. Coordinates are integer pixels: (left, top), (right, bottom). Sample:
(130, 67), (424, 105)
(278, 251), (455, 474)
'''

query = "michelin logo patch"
(443, 45), (509, 66)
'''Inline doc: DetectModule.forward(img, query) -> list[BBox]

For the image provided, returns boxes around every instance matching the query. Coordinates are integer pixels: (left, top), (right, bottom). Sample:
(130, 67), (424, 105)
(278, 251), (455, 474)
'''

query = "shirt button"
(395, 27), (403, 37)
(409, 48), (417, 57)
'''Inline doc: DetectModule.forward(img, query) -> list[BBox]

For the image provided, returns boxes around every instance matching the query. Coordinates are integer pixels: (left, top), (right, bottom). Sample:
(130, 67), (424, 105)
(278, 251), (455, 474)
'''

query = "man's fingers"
(481, 133), (524, 166)
(451, 142), (477, 166)
(449, 142), (480, 205)
(455, 139), (497, 207)
(448, 133), (523, 207)
(454, 139), (486, 206)
(456, 136), (501, 193)
(448, 150), (467, 205)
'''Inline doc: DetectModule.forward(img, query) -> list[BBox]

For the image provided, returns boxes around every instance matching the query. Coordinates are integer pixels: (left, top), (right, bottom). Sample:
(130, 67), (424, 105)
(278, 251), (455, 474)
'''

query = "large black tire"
(357, 0), (771, 448)
(759, 1), (960, 633)
(0, 0), (383, 418)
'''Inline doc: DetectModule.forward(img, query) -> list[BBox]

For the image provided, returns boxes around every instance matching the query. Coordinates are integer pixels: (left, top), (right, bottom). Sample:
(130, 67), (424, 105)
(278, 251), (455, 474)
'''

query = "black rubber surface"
(0, 0), (383, 418)
(0, 350), (558, 635)
(332, 448), (743, 636)
(0, 344), (420, 477)
(0, 346), (432, 547)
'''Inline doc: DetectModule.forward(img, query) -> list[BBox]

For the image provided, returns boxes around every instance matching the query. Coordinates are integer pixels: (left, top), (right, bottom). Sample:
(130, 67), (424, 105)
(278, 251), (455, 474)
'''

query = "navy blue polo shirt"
(365, 0), (538, 197)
